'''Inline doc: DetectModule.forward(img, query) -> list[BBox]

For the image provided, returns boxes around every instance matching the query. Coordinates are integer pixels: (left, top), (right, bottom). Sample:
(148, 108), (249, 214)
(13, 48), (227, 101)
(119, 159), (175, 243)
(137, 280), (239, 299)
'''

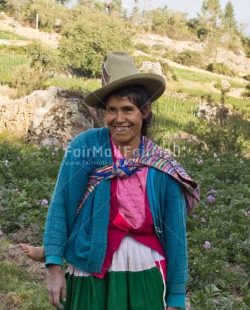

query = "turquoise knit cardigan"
(44, 127), (188, 308)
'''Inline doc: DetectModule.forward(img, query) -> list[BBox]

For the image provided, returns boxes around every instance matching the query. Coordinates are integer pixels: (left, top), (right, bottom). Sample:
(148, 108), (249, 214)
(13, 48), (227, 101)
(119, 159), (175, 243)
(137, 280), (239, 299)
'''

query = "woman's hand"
(48, 264), (66, 309)
(166, 307), (180, 310)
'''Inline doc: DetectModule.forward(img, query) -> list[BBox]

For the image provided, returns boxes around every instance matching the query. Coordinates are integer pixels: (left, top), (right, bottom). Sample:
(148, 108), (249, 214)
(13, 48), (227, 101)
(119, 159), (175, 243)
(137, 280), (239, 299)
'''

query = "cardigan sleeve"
(43, 134), (95, 266)
(164, 176), (188, 308)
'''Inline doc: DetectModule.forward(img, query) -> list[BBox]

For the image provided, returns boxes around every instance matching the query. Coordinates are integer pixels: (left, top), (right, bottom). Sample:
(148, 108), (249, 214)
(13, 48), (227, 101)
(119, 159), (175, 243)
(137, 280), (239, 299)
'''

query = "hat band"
(102, 63), (111, 86)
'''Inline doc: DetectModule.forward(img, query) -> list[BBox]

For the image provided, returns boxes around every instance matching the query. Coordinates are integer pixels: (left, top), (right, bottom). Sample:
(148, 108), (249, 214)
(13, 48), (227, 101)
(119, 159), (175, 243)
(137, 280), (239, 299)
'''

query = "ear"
(142, 104), (151, 119)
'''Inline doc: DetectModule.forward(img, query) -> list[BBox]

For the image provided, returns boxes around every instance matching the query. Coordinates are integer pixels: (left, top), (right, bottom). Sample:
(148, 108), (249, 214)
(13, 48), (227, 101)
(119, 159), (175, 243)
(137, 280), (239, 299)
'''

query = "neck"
(113, 139), (141, 159)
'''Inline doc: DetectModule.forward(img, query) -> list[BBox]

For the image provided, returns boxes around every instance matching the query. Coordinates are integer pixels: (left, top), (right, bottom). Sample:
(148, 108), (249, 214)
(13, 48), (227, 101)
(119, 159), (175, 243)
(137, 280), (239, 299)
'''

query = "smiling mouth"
(114, 126), (131, 133)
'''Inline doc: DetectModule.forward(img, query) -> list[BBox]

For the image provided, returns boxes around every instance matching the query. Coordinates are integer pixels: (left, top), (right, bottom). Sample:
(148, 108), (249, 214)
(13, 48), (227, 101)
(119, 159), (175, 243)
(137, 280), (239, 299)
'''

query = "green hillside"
(0, 1), (250, 309)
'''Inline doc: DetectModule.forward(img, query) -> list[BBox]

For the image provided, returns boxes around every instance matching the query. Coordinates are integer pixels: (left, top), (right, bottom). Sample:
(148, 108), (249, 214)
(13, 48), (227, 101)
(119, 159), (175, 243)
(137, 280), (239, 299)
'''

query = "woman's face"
(105, 95), (150, 150)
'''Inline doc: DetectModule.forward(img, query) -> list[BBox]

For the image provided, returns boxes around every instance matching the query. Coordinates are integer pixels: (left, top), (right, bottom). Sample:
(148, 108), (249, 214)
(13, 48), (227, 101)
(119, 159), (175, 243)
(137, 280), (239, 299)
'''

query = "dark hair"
(104, 85), (152, 136)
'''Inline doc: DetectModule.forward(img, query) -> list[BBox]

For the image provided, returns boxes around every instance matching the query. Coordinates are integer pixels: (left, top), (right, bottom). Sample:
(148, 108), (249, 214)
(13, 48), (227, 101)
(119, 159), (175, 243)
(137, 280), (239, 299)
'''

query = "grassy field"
(0, 52), (30, 84)
(0, 30), (29, 41)
(47, 76), (101, 94)
(171, 66), (246, 89)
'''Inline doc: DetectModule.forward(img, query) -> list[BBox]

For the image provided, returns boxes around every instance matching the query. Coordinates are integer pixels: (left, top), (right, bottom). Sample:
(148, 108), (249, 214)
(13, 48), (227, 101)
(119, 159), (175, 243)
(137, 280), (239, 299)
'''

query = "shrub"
(134, 43), (151, 54)
(144, 8), (194, 40)
(59, 6), (133, 78)
(11, 65), (50, 98)
(133, 54), (153, 68)
(174, 50), (204, 68)
(25, 41), (66, 73)
(152, 44), (164, 52)
(23, 0), (69, 32)
(163, 49), (177, 61)
(207, 62), (235, 77)
(242, 84), (250, 98)
(186, 109), (247, 154)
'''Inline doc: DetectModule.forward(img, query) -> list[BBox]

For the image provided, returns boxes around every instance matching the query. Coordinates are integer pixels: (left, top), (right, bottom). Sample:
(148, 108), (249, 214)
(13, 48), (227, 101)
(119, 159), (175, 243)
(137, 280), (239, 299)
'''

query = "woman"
(23, 52), (199, 310)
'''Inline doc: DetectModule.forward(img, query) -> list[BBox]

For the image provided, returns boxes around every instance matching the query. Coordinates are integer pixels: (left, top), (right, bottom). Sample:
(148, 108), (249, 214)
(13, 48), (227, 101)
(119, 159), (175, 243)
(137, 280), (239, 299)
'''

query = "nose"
(115, 110), (125, 123)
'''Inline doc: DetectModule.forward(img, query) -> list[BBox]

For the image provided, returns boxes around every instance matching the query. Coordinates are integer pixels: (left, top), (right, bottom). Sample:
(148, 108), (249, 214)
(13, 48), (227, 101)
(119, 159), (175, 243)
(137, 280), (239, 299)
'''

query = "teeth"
(115, 126), (130, 132)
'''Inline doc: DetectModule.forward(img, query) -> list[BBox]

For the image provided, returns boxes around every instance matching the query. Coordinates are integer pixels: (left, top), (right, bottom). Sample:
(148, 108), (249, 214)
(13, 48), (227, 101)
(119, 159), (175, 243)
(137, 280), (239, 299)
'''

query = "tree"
(130, 0), (141, 24)
(5, 0), (29, 19)
(201, 0), (223, 40)
(222, 1), (243, 51)
(223, 1), (237, 33)
(143, 7), (192, 40)
(59, 6), (133, 77)
(111, 0), (123, 13)
(24, 0), (69, 32)
(201, 0), (222, 26)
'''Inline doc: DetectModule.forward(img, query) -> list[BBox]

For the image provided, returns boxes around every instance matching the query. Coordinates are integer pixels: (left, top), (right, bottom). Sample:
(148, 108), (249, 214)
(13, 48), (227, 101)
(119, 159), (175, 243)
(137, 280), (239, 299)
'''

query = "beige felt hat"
(84, 51), (166, 109)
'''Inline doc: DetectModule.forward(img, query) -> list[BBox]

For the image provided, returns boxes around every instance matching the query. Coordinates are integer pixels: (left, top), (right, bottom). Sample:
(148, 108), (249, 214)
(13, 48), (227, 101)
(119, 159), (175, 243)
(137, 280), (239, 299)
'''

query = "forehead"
(106, 95), (136, 108)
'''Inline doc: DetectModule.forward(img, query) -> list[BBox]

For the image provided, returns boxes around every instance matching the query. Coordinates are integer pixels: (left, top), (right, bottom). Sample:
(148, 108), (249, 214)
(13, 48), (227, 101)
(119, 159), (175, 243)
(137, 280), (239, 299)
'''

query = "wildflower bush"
(181, 151), (250, 308)
(0, 139), (65, 239)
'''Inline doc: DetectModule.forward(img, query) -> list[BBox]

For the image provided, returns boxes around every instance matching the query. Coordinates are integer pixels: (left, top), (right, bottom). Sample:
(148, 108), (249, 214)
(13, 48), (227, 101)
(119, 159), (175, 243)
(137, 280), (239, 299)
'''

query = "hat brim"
(84, 73), (166, 109)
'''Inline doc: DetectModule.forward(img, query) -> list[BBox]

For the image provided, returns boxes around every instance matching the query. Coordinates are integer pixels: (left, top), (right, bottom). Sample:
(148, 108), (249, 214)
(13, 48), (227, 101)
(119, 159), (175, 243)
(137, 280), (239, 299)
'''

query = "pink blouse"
(93, 139), (166, 279)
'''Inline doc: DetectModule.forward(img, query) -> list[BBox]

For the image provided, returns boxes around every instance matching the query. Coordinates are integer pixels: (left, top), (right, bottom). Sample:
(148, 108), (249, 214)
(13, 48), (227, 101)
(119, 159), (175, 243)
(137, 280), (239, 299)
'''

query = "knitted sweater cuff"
(45, 255), (63, 267)
(166, 293), (186, 308)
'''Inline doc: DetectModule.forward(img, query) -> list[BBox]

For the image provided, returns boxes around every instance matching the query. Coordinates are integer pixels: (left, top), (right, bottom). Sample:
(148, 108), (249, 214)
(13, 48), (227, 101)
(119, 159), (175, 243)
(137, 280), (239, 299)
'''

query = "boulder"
(0, 86), (104, 146)
(196, 102), (230, 121)
(139, 61), (163, 75)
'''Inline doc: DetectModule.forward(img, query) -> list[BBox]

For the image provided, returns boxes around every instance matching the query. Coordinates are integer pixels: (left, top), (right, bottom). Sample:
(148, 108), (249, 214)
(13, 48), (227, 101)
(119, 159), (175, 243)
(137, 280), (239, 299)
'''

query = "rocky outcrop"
(196, 102), (231, 120)
(0, 87), (104, 146)
(139, 61), (163, 75)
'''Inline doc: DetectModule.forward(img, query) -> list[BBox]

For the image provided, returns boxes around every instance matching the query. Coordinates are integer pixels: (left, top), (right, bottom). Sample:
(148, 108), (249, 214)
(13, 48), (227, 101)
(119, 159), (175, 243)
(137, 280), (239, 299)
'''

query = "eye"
(107, 107), (116, 113)
(124, 107), (133, 112)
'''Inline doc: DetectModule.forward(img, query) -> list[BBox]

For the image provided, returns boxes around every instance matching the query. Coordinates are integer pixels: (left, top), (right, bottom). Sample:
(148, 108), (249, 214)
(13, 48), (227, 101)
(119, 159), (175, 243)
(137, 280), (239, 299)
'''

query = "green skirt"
(60, 236), (185, 310)
(62, 267), (164, 310)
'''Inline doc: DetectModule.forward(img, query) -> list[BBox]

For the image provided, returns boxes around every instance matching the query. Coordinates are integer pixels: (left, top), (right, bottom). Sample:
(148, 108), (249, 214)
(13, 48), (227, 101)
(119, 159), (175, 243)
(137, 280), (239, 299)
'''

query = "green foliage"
(134, 42), (152, 54)
(23, 0), (68, 32)
(223, 1), (237, 33)
(170, 66), (217, 83)
(187, 17), (209, 40)
(59, 6), (133, 78)
(0, 51), (30, 84)
(25, 41), (66, 72)
(201, 0), (222, 26)
(242, 36), (250, 58)
(0, 140), (64, 237)
(242, 83), (250, 98)
(162, 49), (177, 61)
(207, 62), (235, 77)
(46, 76), (101, 94)
(174, 50), (204, 68)
(133, 54), (153, 69)
(11, 64), (50, 98)
(0, 0), (6, 10)
(144, 7), (193, 40)
(1, 136), (250, 308)
(151, 44), (164, 52)
(186, 110), (247, 154)
(181, 151), (250, 307)
(0, 29), (29, 40)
